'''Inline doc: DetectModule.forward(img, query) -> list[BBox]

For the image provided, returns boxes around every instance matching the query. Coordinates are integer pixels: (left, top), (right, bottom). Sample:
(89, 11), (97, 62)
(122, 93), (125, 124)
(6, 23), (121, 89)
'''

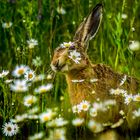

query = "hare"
(51, 4), (140, 140)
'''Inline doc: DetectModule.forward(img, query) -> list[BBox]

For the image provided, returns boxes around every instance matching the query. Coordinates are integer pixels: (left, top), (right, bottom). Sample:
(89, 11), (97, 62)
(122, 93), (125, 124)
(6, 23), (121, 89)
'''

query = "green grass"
(0, 0), (140, 139)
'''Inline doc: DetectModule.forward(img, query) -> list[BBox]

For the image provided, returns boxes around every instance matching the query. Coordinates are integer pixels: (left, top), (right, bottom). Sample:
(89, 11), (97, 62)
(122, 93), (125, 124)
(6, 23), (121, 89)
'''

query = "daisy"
(72, 104), (82, 113)
(47, 74), (53, 80)
(57, 7), (66, 15)
(28, 106), (39, 114)
(5, 79), (13, 84)
(2, 122), (19, 137)
(12, 65), (29, 77)
(10, 118), (16, 123)
(12, 123), (19, 136)
(124, 94), (134, 105)
(34, 83), (53, 94)
(68, 50), (81, 64)
(0, 70), (9, 78)
(79, 100), (90, 112)
(54, 118), (68, 127)
(129, 40), (140, 51)
(133, 108), (140, 118)
(2, 22), (12, 28)
(93, 102), (103, 111)
(39, 109), (56, 123)
(47, 117), (68, 127)
(131, 27), (135, 32)
(119, 110), (125, 116)
(28, 115), (39, 120)
(89, 108), (97, 117)
(15, 114), (28, 122)
(27, 38), (38, 49)
(23, 95), (37, 107)
(72, 105), (78, 113)
(104, 99), (116, 106)
(10, 79), (28, 92)
(29, 132), (44, 140)
(93, 102), (110, 112)
(133, 94), (140, 102)
(71, 79), (85, 83)
(109, 88), (127, 96)
(87, 120), (104, 133)
(24, 69), (35, 81)
(72, 118), (84, 127)
(60, 41), (74, 48)
(90, 78), (98, 83)
(121, 13), (128, 19)
(48, 128), (66, 140)
(33, 74), (45, 82)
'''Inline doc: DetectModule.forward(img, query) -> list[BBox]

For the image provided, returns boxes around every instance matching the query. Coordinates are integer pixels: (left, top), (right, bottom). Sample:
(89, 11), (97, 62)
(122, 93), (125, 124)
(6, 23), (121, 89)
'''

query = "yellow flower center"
(54, 132), (61, 139)
(27, 98), (33, 105)
(43, 116), (49, 121)
(128, 97), (132, 102)
(40, 88), (47, 93)
(28, 73), (33, 79)
(82, 104), (88, 109)
(7, 126), (12, 131)
(6, 23), (11, 28)
(135, 96), (140, 101)
(29, 43), (34, 49)
(115, 89), (120, 95)
(65, 43), (70, 47)
(18, 69), (24, 75)
(18, 85), (24, 91)
(92, 125), (97, 131)
(72, 55), (76, 59)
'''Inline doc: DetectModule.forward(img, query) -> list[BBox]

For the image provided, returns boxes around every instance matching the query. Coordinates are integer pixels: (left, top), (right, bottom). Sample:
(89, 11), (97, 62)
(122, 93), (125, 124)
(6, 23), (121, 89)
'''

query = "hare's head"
(51, 4), (103, 73)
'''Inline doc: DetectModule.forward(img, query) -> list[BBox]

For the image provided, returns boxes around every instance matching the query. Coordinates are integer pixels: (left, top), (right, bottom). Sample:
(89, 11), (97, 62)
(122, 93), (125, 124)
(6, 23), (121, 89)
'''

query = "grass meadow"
(0, 0), (140, 139)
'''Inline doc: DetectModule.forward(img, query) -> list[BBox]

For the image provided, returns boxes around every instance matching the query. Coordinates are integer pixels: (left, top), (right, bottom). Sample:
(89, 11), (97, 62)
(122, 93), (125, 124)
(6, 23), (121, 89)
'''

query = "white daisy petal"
(34, 83), (53, 94)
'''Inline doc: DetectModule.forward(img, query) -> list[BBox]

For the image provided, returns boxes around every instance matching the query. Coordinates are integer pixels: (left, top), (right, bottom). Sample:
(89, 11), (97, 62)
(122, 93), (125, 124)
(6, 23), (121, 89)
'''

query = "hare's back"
(92, 64), (139, 93)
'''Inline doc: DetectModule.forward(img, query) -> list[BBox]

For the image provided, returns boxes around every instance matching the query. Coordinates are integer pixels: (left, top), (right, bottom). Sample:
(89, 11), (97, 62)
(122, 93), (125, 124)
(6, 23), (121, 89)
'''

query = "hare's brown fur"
(66, 56), (140, 123)
(66, 63), (139, 105)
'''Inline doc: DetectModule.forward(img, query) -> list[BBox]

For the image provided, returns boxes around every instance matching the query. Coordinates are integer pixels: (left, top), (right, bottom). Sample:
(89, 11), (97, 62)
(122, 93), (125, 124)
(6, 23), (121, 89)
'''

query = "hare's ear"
(73, 4), (103, 45)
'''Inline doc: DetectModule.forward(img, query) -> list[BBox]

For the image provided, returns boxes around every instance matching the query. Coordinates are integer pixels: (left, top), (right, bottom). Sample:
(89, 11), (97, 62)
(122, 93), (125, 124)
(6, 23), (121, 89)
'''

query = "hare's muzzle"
(51, 60), (67, 72)
(51, 60), (59, 72)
